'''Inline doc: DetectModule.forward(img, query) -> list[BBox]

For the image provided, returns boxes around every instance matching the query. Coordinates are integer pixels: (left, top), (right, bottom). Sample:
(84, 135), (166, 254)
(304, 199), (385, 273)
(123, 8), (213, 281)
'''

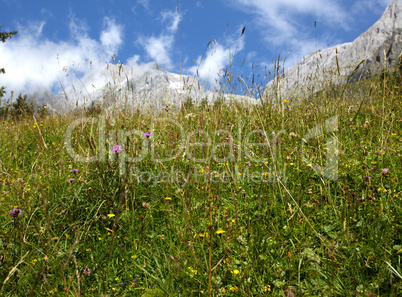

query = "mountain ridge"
(263, 0), (402, 103)
(25, 61), (257, 114)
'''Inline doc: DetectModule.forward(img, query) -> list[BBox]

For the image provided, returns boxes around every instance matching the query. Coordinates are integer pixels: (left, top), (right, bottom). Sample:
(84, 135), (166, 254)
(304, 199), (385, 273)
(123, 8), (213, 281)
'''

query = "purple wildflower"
(68, 178), (75, 182)
(375, 151), (381, 155)
(381, 168), (391, 175)
(370, 167), (376, 172)
(364, 175), (370, 181)
(143, 132), (152, 138)
(9, 207), (23, 219)
(246, 161), (251, 167)
(121, 282), (125, 287)
(70, 169), (79, 173)
(111, 145), (122, 153)
(83, 267), (90, 275)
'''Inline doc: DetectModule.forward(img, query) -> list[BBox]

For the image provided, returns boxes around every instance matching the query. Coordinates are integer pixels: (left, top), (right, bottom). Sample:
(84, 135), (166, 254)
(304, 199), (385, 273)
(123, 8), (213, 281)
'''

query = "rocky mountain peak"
(263, 0), (402, 103)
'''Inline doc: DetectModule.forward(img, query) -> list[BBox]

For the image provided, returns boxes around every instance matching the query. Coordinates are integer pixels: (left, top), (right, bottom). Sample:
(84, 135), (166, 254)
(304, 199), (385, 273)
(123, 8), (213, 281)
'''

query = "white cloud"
(137, 10), (181, 69)
(137, 0), (150, 10)
(0, 17), (124, 99)
(126, 54), (141, 66)
(187, 32), (246, 87)
(40, 8), (53, 18)
(161, 10), (181, 32)
(223, 0), (352, 66)
(68, 15), (90, 41)
(100, 17), (123, 55)
(137, 35), (174, 69)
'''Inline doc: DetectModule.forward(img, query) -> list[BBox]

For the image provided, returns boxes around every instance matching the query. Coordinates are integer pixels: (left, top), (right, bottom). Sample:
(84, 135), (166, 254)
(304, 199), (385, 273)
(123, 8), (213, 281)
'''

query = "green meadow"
(0, 62), (401, 296)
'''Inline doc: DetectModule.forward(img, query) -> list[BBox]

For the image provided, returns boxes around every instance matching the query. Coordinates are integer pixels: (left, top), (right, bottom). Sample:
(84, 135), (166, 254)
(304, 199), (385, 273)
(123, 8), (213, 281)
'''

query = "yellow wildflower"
(229, 286), (238, 292)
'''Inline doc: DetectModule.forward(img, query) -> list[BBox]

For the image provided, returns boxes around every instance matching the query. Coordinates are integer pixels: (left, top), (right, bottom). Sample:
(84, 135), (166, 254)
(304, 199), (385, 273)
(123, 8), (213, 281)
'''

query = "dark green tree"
(12, 93), (33, 118)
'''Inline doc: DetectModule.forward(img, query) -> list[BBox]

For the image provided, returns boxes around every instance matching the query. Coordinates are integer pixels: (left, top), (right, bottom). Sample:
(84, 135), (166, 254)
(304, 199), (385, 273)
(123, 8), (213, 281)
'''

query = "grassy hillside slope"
(0, 67), (401, 296)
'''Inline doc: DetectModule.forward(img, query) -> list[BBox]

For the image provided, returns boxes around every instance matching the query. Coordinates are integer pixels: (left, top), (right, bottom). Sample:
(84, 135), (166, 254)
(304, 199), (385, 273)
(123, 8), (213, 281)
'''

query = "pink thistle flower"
(9, 207), (23, 219)
(111, 145), (122, 153)
(381, 168), (390, 175)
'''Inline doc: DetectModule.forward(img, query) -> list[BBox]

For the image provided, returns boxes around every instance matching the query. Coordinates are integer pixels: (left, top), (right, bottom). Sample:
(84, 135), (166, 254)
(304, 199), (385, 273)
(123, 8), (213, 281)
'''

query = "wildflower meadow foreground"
(0, 68), (401, 296)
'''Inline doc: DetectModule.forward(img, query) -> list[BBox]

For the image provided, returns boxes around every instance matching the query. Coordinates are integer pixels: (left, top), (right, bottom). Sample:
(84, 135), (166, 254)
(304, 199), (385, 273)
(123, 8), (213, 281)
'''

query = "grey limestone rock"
(263, 0), (402, 103)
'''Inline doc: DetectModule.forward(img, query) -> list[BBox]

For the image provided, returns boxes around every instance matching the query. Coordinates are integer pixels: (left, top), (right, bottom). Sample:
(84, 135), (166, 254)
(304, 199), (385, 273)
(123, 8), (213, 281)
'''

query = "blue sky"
(0, 0), (392, 98)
